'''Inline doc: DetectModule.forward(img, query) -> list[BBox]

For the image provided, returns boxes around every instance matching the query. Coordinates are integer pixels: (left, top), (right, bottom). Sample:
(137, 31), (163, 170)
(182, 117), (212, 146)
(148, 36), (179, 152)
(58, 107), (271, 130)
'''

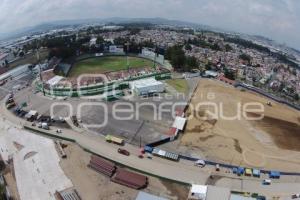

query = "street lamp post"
(36, 48), (45, 96)
(125, 42), (130, 71)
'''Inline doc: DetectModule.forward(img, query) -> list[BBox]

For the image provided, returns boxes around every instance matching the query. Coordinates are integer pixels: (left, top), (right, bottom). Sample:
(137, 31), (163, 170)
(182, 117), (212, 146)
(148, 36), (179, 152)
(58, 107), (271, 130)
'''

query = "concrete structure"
(188, 185), (231, 200)
(109, 45), (124, 53)
(130, 78), (165, 95)
(188, 184), (207, 200)
(135, 191), (168, 200)
(47, 75), (64, 87)
(0, 123), (73, 200)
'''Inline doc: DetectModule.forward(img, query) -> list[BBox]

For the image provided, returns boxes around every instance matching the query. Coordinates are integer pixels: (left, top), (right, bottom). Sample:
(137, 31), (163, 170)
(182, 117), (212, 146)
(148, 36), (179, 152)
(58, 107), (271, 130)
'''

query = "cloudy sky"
(0, 0), (299, 49)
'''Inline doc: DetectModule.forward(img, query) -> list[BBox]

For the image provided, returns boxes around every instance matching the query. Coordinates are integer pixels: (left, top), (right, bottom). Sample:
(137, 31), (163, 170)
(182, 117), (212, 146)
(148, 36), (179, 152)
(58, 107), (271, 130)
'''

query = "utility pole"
(153, 46), (157, 69)
(125, 42), (130, 71)
(36, 48), (45, 96)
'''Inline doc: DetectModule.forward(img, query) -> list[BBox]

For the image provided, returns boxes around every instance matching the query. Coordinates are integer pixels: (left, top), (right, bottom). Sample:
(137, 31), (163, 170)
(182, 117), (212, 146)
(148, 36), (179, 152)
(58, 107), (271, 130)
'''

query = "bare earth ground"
(182, 79), (300, 172)
(4, 169), (20, 200)
(60, 143), (189, 200)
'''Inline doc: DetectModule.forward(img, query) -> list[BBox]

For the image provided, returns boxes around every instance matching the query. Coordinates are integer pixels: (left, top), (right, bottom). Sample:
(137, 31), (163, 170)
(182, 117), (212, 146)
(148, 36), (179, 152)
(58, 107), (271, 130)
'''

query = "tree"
(185, 43), (192, 51)
(224, 68), (236, 80)
(165, 45), (186, 71)
(19, 51), (25, 57)
(0, 184), (5, 200)
(294, 93), (299, 101)
(205, 62), (212, 70)
(239, 53), (251, 63)
(96, 36), (104, 44)
(185, 56), (199, 70)
(225, 44), (232, 52)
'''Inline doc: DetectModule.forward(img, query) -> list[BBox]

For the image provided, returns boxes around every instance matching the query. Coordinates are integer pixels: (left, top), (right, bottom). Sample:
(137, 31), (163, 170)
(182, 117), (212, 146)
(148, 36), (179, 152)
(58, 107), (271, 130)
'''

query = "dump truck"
(105, 135), (124, 145)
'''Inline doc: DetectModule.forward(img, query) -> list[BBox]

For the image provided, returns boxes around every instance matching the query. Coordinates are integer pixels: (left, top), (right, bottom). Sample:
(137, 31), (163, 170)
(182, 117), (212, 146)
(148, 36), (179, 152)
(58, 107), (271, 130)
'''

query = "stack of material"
(152, 148), (179, 161)
(88, 155), (116, 177)
(55, 188), (81, 200)
(111, 168), (148, 189)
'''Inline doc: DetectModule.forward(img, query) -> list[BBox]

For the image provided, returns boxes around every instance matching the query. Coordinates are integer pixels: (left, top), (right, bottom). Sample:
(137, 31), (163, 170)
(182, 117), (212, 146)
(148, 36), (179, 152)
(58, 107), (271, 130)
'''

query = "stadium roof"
(47, 75), (64, 86)
(131, 78), (163, 89)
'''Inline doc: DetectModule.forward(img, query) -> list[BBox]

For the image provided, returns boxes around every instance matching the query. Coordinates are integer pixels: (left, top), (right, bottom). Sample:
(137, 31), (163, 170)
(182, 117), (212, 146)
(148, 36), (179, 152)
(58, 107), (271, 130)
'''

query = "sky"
(0, 0), (299, 49)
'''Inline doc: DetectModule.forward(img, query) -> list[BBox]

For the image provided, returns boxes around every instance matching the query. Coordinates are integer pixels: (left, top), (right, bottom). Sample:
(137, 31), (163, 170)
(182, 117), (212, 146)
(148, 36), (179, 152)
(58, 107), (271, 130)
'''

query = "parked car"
(118, 148), (130, 156)
(194, 159), (206, 168)
(6, 102), (16, 109)
(13, 107), (21, 115)
(138, 154), (144, 159)
(5, 98), (14, 104)
(292, 194), (300, 199)
(262, 179), (271, 185)
(215, 164), (220, 171)
(18, 110), (28, 117)
(146, 153), (153, 159)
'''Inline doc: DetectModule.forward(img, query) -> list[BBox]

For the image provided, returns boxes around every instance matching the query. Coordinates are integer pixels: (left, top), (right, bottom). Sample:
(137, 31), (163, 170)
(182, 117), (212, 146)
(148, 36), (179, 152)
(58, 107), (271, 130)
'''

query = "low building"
(202, 70), (218, 78)
(109, 45), (124, 53)
(188, 184), (207, 200)
(130, 78), (165, 96)
(188, 185), (231, 200)
(135, 191), (168, 200)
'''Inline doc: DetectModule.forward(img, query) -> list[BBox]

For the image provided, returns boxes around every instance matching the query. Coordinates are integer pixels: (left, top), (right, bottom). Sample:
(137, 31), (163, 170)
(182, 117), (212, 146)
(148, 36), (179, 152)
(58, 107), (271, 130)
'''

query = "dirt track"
(182, 79), (300, 171)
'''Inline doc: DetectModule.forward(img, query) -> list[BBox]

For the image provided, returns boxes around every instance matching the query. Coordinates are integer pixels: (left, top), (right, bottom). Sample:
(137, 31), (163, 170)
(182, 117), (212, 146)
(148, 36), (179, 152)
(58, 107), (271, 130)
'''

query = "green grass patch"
(69, 56), (154, 77)
(166, 79), (189, 94)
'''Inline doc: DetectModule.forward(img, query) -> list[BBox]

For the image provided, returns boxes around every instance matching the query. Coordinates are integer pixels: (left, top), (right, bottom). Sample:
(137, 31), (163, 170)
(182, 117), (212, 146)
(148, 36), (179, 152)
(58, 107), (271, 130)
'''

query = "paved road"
(1, 99), (300, 199)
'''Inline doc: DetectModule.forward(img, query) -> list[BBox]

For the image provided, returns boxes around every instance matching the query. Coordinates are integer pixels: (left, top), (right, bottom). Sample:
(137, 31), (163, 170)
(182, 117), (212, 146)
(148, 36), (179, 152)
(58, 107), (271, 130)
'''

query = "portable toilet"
(237, 167), (245, 176)
(253, 169), (261, 178)
(245, 168), (252, 176)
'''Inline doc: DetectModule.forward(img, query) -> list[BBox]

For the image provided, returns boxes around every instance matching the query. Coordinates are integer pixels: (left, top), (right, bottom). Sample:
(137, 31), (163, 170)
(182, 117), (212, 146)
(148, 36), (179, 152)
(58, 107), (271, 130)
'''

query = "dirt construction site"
(181, 79), (300, 172)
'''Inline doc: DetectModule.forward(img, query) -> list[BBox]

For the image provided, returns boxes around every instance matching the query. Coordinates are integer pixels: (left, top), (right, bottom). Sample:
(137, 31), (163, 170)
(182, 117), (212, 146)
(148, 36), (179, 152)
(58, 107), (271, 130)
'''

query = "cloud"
(0, 0), (299, 49)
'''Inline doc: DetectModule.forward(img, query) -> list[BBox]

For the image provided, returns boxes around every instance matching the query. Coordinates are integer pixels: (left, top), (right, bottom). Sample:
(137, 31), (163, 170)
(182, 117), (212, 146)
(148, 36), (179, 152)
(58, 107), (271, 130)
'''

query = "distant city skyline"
(0, 0), (299, 49)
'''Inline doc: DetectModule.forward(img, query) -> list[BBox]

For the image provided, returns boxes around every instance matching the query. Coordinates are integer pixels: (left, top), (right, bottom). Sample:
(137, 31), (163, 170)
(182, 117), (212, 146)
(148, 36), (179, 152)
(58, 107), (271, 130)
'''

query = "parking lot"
(10, 82), (190, 146)
(0, 73), (34, 100)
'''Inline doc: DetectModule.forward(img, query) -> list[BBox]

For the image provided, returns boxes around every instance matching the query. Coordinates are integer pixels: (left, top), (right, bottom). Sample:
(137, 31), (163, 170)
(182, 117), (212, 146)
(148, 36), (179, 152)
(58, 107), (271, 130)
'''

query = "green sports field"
(69, 56), (154, 77)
